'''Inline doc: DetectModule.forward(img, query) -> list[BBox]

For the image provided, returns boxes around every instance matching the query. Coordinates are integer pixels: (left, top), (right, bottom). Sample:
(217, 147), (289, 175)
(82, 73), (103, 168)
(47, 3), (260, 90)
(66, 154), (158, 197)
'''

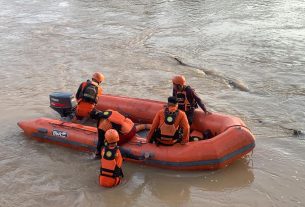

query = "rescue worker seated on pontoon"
(172, 75), (210, 126)
(75, 72), (104, 120)
(146, 96), (190, 145)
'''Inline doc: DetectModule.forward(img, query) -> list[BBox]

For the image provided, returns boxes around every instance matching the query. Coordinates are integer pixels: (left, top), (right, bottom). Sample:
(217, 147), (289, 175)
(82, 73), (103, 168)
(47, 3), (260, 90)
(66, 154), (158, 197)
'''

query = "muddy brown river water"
(1, 0), (305, 206)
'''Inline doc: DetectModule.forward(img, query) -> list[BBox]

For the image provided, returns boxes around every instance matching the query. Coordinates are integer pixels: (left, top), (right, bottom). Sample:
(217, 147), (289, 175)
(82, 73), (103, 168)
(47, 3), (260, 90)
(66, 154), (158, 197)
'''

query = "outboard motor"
(49, 92), (77, 118)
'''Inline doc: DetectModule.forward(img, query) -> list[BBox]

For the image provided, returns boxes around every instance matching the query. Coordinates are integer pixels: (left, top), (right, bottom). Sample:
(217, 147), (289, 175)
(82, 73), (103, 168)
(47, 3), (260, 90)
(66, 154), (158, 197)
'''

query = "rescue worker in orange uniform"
(90, 109), (136, 158)
(172, 75), (210, 126)
(147, 96), (190, 145)
(75, 72), (104, 120)
(99, 129), (124, 188)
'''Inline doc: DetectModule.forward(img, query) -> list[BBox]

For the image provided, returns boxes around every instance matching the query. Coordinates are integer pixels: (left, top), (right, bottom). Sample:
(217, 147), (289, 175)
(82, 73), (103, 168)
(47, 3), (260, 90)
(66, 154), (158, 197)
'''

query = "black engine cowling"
(49, 92), (77, 118)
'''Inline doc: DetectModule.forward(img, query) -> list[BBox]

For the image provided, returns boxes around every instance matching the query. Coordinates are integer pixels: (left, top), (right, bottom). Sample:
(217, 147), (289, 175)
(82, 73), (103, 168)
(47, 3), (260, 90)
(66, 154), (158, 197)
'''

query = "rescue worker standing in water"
(99, 129), (124, 188)
(147, 96), (190, 145)
(90, 109), (136, 158)
(172, 75), (210, 126)
(75, 72), (104, 120)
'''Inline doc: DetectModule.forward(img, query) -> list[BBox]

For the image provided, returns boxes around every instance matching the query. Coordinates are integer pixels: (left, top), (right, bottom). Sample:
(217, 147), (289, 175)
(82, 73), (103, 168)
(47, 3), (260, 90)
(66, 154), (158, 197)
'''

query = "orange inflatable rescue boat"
(18, 93), (255, 170)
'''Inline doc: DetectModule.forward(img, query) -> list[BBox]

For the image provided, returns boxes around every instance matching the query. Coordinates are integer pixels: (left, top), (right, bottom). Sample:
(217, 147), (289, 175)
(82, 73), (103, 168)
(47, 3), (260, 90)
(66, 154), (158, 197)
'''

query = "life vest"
(79, 81), (98, 103)
(157, 109), (180, 145)
(100, 146), (123, 178)
(176, 86), (196, 112)
(98, 110), (134, 134)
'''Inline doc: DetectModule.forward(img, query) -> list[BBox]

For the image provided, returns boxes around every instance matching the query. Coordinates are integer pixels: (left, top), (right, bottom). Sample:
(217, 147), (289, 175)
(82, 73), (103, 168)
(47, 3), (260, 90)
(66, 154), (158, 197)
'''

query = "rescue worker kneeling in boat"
(147, 96), (190, 145)
(99, 129), (124, 188)
(90, 109), (136, 158)
(172, 75), (210, 126)
(75, 72), (104, 120)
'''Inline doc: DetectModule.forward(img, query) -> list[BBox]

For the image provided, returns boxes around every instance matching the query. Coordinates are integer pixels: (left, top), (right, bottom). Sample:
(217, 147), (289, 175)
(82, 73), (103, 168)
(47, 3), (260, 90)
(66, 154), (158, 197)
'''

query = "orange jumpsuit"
(75, 80), (102, 118)
(97, 110), (136, 145)
(147, 106), (190, 145)
(99, 145), (123, 187)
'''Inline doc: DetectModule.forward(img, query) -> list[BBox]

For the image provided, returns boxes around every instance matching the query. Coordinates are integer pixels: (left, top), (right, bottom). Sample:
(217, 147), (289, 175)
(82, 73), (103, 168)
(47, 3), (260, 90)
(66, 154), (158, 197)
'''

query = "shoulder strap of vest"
(82, 81), (89, 89)
(81, 80), (92, 95)
(184, 85), (196, 105)
(84, 80), (91, 88)
(83, 80), (98, 91)
(80, 81), (89, 96)
(100, 110), (112, 119)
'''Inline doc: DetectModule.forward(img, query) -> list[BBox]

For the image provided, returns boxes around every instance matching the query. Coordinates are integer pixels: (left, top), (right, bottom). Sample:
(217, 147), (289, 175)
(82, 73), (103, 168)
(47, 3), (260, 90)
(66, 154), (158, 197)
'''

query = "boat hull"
(18, 95), (255, 170)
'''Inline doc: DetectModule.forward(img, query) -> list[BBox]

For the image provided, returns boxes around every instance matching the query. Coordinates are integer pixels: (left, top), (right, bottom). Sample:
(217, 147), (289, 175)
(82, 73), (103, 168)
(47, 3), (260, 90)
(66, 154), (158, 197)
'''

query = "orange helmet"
(172, 75), (186, 85)
(92, 72), (104, 83)
(105, 129), (119, 144)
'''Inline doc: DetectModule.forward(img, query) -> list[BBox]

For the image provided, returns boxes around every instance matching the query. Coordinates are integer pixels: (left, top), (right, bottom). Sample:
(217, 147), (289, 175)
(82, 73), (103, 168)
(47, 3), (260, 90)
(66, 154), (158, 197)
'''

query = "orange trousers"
(76, 101), (95, 118)
(99, 176), (121, 188)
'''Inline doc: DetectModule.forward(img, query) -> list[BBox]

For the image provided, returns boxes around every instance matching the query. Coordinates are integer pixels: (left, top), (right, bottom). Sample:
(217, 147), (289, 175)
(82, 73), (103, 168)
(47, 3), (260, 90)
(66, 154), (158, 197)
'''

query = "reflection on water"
(144, 159), (254, 194)
(97, 159), (254, 207)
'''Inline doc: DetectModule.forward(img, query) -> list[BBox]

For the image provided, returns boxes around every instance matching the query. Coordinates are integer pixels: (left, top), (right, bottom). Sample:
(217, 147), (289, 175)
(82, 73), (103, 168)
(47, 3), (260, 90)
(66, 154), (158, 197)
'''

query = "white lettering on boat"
(52, 130), (68, 138)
